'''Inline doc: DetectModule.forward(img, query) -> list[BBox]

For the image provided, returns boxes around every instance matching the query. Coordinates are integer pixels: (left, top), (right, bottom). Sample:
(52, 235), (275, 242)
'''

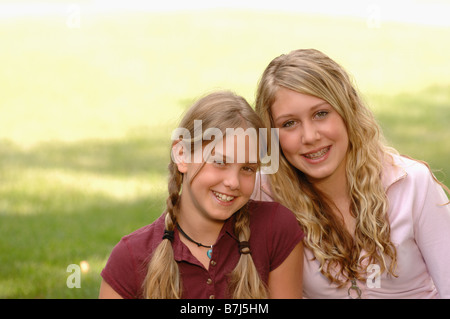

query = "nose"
(301, 121), (320, 144)
(223, 168), (240, 190)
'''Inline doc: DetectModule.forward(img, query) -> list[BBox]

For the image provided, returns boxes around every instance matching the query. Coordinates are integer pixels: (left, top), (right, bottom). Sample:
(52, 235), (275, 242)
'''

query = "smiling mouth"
(302, 146), (331, 160)
(212, 191), (235, 202)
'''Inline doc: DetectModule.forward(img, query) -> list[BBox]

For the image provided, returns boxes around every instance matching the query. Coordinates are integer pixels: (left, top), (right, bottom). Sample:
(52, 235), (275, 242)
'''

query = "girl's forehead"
(204, 130), (259, 164)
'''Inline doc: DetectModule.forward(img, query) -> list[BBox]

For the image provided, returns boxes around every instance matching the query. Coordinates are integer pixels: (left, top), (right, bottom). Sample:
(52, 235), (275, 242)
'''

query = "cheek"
(278, 131), (299, 156)
(341, 130), (350, 151)
(190, 165), (219, 188)
(240, 175), (256, 197)
(329, 120), (349, 148)
(320, 115), (348, 143)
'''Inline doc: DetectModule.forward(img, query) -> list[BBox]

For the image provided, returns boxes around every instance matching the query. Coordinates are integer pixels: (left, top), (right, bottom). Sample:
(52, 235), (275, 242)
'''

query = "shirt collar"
(381, 154), (408, 191)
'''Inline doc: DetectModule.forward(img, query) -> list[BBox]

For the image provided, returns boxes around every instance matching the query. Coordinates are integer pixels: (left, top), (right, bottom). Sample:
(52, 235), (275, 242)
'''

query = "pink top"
(251, 154), (450, 298)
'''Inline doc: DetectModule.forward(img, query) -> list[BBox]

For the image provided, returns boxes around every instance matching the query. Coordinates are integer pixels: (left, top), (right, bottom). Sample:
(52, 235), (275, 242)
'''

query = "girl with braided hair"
(99, 91), (304, 299)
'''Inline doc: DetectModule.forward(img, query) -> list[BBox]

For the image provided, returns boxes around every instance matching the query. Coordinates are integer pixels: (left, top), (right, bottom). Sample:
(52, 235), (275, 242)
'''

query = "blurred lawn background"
(0, 0), (449, 298)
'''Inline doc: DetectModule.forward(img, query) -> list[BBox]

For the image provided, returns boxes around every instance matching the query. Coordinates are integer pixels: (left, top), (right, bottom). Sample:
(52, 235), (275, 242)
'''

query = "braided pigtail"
(228, 205), (268, 299)
(143, 161), (183, 298)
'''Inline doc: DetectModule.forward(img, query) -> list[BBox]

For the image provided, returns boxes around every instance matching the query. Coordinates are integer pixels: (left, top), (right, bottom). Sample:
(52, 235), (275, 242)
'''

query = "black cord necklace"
(176, 224), (213, 259)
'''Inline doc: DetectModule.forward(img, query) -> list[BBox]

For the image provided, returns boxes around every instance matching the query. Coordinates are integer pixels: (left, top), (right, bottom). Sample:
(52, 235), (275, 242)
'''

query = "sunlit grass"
(0, 168), (165, 216)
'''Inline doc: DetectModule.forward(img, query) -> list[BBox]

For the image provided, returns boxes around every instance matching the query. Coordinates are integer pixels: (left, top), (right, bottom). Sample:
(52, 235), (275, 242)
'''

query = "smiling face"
(176, 131), (258, 226)
(271, 87), (349, 186)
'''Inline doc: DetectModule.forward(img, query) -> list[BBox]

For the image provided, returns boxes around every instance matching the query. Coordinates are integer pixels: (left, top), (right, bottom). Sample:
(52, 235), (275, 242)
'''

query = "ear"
(171, 140), (189, 174)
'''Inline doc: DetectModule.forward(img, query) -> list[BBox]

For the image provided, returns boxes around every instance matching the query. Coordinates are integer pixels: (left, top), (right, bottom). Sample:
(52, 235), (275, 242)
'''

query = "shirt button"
(209, 295), (215, 299)
(206, 278), (212, 285)
(210, 260), (217, 266)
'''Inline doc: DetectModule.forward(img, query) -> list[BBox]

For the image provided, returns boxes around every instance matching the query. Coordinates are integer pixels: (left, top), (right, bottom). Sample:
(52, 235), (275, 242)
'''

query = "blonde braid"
(143, 162), (183, 298)
(228, 205), (268, 299)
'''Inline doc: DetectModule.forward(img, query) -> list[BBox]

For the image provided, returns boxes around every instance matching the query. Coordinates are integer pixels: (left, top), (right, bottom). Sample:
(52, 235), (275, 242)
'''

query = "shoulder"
(394, 154), (430, 176)
(247, 200), (304, 271)
(383, 153), (449, 213)
(101, 214), (166, 299)
(119, 213), (166, 255)
(247, 200), (303, 236)
(382, 153), (433, 190)
(103, 214), (165, 278)
(248, 200), (296, 221)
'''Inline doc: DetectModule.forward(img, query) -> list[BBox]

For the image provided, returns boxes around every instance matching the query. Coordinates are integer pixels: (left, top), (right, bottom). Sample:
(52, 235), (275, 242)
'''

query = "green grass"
(369, 85), (450, 183)
(0, 134), (169, 298)
(1, 9), (449, 298)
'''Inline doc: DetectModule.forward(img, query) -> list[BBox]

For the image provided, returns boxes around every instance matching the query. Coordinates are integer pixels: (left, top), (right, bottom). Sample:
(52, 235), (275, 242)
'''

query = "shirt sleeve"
(412, 166), (450, 298)
(268, 203), (304, 271)
(101, 237), (139, 299)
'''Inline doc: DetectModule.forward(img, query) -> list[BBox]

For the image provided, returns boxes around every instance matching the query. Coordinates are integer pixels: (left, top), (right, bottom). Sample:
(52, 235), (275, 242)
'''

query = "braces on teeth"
(304, 147), (330, 159)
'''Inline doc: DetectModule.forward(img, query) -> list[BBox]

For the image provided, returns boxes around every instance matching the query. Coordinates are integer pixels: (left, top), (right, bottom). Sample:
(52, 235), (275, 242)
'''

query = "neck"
(309, 154), (350, 204)
(176, 204), (224, 246)
(175, 179), (227, 245)
(310, 168), (355, 235)
(314, 175), (349, 204)
(178, 218), (221, 247)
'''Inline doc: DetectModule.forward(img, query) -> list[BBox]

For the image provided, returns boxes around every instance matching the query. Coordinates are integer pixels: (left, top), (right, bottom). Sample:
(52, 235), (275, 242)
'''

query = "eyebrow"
(273, 101), (330, 123)
(212, 151), (258, 164)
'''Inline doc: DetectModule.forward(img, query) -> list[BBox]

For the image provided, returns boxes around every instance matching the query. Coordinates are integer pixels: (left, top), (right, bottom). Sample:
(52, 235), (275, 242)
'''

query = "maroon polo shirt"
(101, 200), (304, 299)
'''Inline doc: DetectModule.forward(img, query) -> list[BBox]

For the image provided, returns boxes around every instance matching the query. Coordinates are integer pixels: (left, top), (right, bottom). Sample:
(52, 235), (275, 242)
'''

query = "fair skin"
(271, 87), (355, 235)
(99, 132), (303, 299)
(175, 133), (258, 259)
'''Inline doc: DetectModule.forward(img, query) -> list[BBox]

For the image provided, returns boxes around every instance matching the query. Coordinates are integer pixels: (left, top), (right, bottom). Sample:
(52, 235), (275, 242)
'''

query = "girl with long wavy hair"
(252, 49), (450, 298)
(99, 91), (304, 299)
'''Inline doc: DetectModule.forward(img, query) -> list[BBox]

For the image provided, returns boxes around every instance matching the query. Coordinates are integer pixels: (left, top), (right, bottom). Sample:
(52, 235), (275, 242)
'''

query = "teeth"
(213, 191), (235, 202)
(304, 147), (330, 159)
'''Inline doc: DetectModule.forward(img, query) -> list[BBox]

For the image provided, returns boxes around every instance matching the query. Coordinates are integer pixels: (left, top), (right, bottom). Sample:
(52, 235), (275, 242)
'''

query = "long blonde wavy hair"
(143, 91), (268, 298)
(255, 49), (399, 286)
